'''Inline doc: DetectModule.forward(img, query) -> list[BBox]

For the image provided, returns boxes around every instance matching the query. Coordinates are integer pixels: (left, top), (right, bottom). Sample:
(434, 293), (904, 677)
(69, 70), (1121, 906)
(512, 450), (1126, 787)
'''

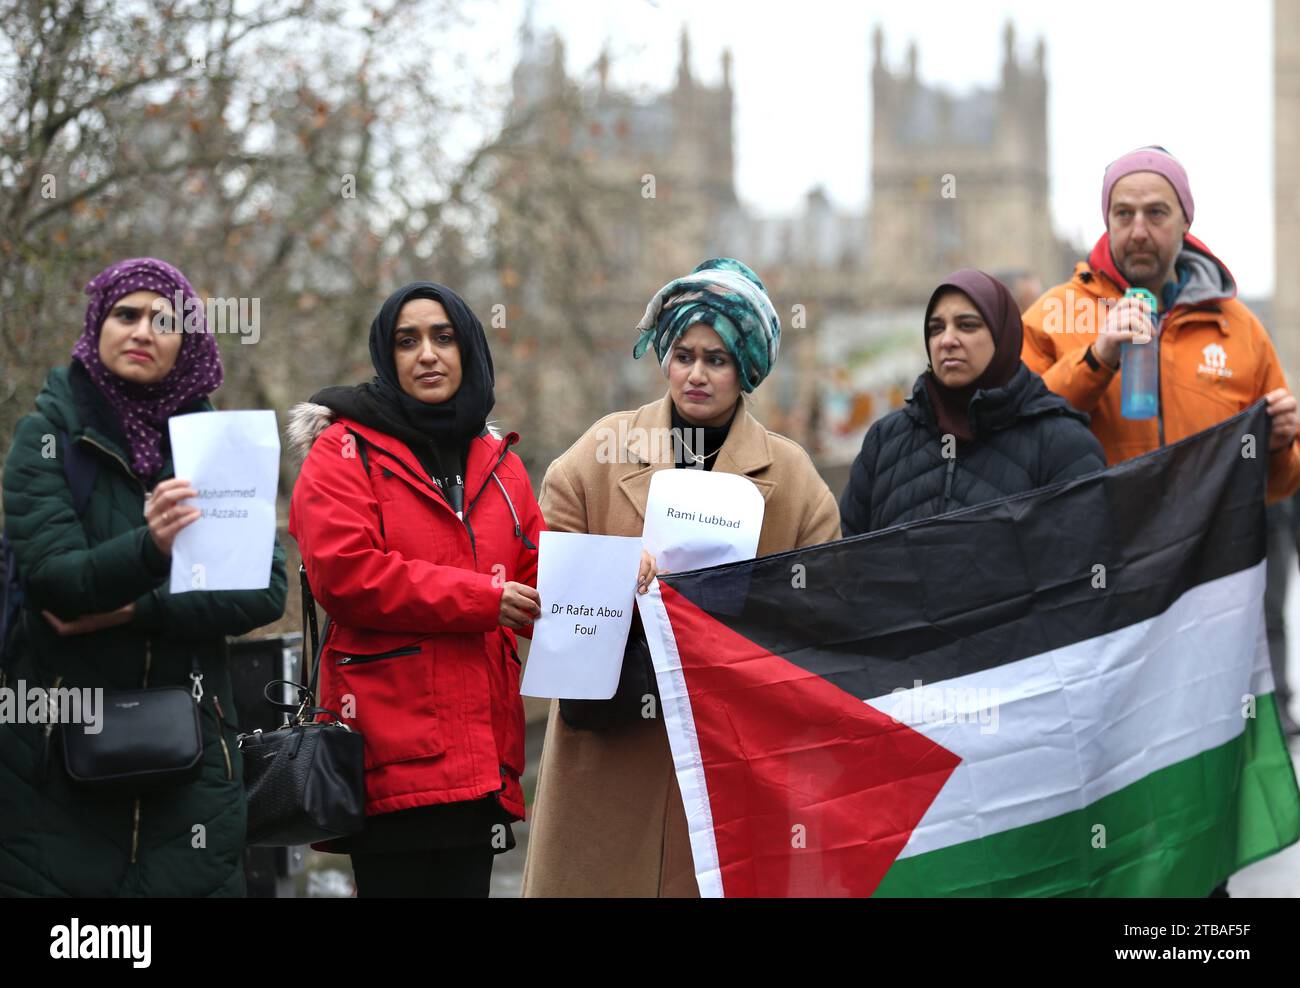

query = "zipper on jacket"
(1155, 311), (1167, 448)
(81, 419), (166, 885)
(943, 457), (956, 511)
(460, 439), (519, 565)
(346, 431), (473, 559)
(463, 514), (478, 563)
(491, 473), (537, 550)
(130, 638), (151, 864)
(77, 435), (148, 495)
(129, 798), (141, 864)
(337, 645), (420, 666)
(38, 675), (63, 786)
(465, 441), (517, 519)
(212, 694), (234, 781)
(349, 429), (522, 569)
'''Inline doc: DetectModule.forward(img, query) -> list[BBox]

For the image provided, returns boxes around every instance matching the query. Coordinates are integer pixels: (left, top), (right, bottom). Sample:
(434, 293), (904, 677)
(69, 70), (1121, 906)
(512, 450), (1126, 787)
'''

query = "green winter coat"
(0, 363), (287, 896)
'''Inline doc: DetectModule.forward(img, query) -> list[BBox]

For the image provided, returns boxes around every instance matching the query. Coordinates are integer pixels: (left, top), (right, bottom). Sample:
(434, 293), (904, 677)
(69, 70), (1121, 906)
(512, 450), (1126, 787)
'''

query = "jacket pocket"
(336, 645), (420, 666)
(1166, 364), (1242, 426)
(328, 640), (444, 770)
(486, 633), (525, 776)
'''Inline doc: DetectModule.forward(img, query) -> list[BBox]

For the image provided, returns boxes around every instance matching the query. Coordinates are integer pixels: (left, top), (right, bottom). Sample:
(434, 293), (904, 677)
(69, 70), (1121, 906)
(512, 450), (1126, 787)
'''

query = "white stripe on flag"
(870, 561), (1271, 860)
(637, 581), (725, 898)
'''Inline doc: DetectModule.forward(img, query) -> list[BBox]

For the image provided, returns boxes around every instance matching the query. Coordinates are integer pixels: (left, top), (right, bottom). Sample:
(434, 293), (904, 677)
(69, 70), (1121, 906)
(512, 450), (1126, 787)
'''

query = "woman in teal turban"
(522, 257), (841, 898)
(633, 256), (782, 395)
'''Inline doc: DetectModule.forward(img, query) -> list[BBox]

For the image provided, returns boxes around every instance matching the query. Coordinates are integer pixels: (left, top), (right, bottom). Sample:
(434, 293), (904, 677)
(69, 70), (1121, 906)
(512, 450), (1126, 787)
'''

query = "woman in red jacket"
(287, 282), (543, 897)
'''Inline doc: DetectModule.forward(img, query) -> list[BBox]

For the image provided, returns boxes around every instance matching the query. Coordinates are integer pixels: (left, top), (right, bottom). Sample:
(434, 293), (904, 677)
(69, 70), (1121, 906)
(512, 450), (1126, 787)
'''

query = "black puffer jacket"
(840, 363), (1106, 535)
(1, 363), (287, 896)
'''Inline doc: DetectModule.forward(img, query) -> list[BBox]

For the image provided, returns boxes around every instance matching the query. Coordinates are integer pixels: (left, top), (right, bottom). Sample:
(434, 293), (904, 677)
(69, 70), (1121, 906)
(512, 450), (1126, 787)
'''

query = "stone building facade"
(497, 17), (1077, 461)
(866, 23), (1076, 303)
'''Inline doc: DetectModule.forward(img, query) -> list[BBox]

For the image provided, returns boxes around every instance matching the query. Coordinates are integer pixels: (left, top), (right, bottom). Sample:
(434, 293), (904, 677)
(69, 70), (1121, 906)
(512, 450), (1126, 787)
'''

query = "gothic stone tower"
(508, 22), (738, 275)
(867, 22), (1063, 303)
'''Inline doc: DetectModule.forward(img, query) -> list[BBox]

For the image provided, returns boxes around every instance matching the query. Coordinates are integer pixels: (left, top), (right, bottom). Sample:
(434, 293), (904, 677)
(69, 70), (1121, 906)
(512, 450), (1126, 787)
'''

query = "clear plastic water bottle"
(1120, 287), (1159, 420)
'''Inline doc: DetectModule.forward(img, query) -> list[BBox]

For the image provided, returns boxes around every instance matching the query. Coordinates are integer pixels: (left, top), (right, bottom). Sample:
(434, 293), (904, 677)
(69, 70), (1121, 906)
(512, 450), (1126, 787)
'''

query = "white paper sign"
(520, 531), (644, 699)
(642, 469), (765, 573)
(168, 410), (280, 593)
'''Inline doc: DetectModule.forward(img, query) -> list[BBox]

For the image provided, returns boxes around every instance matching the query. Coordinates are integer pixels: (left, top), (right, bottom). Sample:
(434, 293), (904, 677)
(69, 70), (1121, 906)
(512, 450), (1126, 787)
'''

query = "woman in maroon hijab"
(840, 269), (1105, 535)
(1, 258), (287, 896)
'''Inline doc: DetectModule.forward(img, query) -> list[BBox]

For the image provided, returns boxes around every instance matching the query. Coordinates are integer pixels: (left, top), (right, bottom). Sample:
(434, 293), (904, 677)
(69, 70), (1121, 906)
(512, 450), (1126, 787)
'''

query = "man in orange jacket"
(1022, 146), (1300, 504)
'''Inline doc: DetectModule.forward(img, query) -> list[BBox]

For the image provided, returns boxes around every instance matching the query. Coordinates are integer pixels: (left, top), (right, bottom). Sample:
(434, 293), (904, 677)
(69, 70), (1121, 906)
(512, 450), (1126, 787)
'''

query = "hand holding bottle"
(1117, 288), (1159, 420)
(1094, 294), (1155, 369)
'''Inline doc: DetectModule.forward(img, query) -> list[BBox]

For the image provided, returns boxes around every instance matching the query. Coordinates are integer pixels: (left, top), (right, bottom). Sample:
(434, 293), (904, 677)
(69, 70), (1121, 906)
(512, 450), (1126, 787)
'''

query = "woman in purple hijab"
(0, 257), (287, 896)
(72, 257), (225, 478)
(839, 268), (1106, 535)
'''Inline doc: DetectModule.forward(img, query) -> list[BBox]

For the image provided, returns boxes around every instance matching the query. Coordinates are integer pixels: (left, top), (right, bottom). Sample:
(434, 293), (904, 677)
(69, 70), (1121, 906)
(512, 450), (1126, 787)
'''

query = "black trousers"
(350, 847), (495, 898)
(1264, 500), (1298, 734)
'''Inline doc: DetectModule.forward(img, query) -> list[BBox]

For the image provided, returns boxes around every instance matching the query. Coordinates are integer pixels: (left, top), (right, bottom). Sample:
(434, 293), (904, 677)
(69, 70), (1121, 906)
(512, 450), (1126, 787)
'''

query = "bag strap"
(60, 428), (99, 519)
(260, 678), (346, 724)
(1, 537), (22, 679)
(254, 568), (334, 727)
(298, 564), (322, 696)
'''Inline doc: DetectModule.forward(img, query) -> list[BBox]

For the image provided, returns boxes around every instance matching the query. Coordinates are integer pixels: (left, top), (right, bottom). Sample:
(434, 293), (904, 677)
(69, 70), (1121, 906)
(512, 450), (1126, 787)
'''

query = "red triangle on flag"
(661, 584), (962, 897)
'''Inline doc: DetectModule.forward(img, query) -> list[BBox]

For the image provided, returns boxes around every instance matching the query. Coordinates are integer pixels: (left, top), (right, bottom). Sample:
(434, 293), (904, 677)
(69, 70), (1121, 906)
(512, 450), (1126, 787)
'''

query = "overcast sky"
(466, 0), (1275, 295)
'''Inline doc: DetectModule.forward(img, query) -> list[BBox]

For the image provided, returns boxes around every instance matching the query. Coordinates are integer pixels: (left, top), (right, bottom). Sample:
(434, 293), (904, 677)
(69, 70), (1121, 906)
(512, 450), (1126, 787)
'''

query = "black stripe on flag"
(660, 402), (1270, 702)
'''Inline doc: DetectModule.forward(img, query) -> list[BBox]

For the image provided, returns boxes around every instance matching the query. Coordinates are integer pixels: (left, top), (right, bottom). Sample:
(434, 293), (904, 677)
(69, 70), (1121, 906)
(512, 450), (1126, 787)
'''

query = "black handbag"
(559, 616), (661, 732)
(59, 656), (204, 796)
(239, 566), (365, 847)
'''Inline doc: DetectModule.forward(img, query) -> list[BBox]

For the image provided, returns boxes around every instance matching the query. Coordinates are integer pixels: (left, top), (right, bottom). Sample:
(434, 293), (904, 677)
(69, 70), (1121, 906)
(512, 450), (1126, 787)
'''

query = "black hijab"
(312, 282), (495, 498)
(922, 269), (1023, 443)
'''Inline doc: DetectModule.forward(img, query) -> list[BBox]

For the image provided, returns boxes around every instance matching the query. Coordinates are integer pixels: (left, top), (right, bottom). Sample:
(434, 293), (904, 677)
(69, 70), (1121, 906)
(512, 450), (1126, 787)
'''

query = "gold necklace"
(677, 431), (722, 466)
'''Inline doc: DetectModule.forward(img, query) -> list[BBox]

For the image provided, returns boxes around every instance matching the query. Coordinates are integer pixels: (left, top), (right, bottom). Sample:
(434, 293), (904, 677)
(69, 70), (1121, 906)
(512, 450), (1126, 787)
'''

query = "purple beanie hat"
(71, 257), (224, 478)
(1101, 146), (1194, 226)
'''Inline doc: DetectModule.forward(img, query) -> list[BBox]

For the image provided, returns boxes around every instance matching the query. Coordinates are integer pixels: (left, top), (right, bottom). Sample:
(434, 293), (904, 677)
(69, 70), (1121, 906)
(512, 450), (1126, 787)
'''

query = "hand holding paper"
(167, 410), (280, 594)
(642, 469), (764, 572)
(520, 531), (643, 699)
(519, 472), (765, 700)
(499, 581), (543, 629)
(144, 477), (202, 555)
(637, 549), (659, 594)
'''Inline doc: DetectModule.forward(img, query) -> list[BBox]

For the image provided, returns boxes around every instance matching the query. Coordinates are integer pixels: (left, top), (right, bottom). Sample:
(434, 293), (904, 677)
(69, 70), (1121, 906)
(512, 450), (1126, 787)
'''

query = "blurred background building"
(866, 23), (1076, 303)
(492, 13), (1081, 469)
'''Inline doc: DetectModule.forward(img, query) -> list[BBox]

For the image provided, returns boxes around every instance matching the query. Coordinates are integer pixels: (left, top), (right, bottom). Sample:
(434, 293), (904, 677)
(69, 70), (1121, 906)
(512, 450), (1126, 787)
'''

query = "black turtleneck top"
(670, 401), (738, 472)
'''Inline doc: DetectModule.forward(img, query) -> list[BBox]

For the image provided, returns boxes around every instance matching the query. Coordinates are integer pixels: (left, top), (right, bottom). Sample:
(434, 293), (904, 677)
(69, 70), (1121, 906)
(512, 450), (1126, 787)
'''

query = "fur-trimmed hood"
(285, 401), (502, 462)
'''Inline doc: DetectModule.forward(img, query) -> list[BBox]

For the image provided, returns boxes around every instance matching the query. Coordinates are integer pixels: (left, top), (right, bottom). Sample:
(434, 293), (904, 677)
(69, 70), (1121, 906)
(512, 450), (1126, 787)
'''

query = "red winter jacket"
(286, 403), (543, 819)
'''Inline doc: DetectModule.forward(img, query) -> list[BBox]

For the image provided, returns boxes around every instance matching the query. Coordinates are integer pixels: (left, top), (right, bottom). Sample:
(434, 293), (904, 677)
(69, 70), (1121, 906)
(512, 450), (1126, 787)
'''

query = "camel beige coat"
(521, 394), (841, 897)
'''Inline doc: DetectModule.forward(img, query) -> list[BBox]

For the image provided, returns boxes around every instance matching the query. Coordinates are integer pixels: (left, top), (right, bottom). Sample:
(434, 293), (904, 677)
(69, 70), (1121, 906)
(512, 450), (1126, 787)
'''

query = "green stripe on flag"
(874, 694), (1300, 897)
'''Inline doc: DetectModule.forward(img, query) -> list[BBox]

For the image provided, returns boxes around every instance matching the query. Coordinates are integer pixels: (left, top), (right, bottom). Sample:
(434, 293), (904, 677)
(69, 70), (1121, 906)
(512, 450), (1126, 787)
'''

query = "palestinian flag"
(638, 403), (1300, 897)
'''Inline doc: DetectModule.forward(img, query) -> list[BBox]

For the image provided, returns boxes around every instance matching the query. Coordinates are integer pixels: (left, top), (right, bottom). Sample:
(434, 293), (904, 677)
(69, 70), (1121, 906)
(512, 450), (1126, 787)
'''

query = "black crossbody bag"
(238, 566), (366, 846)
(559, 614), (661, 731)
(59, 655), (205, 795)
(3, 435), (203, 796)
